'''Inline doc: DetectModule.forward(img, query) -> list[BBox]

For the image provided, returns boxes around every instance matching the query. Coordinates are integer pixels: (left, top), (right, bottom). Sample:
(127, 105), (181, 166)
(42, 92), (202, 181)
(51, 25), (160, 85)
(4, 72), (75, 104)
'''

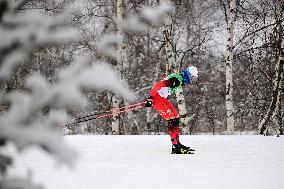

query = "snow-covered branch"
(0, 0), (79, 79)
(0, 0), (136, 188)
(98, 1), (174, 59)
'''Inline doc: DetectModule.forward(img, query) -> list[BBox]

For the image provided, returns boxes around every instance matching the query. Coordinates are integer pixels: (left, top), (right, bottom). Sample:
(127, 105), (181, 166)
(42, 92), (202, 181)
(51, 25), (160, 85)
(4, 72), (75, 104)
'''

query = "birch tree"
(161, 0), (191, 134)
(224, 0), (237, 134)
(120, 0), (142, 134)
(278, 94), (283, 135)
(111, 0), (125, 135)
(258, 35), (284, 135)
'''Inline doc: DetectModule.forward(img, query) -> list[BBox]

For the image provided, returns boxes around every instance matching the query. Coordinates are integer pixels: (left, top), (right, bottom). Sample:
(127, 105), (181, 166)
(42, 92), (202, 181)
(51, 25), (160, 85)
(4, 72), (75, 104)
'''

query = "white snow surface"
(5, 135), (284, 189)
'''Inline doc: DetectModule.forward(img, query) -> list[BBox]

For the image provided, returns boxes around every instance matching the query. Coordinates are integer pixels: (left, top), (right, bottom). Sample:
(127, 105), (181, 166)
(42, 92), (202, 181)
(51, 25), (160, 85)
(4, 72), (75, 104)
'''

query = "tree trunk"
(117, 0), (128, 69)
(125, 101), (140, 134)
(111, 93), (120, 135)
(111, 0), (124, 135)
(161, 2), (191, 134)
(163, 17), (176, 74)
(225, 0), (237, 134)
(175, 88), (191, 134)
(279, 94), (283, 135)
(185, 0), (195, 46)
(258, 39), (284, 135)
(117, 0), (137, 134)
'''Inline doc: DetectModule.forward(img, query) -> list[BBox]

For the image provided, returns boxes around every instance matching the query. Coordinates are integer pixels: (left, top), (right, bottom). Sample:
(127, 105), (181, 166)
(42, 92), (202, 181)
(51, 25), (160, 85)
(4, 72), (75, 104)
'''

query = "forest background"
(1, 0), (283, 136)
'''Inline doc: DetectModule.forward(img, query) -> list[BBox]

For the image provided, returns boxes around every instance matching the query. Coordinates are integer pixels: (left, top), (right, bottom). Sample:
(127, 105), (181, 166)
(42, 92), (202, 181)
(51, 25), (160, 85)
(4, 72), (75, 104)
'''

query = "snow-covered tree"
(0, 0), (136, 188)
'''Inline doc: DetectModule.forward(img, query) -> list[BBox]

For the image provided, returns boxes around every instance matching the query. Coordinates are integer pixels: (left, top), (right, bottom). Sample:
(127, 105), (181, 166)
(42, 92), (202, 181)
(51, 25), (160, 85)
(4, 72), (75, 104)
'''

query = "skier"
(145, 66), (198, 154)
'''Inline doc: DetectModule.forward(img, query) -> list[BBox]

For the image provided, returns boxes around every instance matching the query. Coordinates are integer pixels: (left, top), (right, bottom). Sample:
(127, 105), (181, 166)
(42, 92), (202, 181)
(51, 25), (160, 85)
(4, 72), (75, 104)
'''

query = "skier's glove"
(144, 96), (153, 107)
(157, 87), (171, 98)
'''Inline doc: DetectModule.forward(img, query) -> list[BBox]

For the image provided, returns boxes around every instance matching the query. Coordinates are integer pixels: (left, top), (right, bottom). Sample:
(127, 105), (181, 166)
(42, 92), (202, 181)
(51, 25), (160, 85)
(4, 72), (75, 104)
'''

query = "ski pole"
(76, 104), (145, 122)
(74, 101), (146, 122)
(64, 101), (147, 126)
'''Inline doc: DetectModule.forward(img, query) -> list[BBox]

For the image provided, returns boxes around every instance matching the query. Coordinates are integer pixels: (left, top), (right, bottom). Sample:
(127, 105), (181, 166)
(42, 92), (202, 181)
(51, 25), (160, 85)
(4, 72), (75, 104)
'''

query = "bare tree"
(258, 33), (284, 135)
(220, 0), (237, 134)
(159, 0), (192, 134)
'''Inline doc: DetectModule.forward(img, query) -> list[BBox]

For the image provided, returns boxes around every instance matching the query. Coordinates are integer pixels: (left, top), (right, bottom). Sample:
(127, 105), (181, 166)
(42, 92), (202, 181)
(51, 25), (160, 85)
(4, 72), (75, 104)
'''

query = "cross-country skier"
(144, 66), (198, 154)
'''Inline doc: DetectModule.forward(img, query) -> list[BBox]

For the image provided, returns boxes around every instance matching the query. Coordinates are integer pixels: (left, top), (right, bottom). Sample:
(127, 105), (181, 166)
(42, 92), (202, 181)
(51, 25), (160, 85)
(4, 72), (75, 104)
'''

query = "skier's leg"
(153, 99), (179, 119)
(167, 117), (180, 145)
(153, 100), (180, 144)
(168, 118), (194, 154)
(153, 99), (194, 153)
(168, 117), (194, 154)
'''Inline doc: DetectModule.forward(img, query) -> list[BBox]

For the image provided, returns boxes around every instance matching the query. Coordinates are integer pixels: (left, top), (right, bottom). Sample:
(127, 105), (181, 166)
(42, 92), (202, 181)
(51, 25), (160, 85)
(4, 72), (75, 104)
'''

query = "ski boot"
(172, 142), (195, 154)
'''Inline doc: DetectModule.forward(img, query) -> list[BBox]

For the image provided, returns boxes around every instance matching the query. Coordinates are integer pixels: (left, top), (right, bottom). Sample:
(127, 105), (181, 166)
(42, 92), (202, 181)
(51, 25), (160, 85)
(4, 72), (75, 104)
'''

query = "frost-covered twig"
(99, 1), (174, 59)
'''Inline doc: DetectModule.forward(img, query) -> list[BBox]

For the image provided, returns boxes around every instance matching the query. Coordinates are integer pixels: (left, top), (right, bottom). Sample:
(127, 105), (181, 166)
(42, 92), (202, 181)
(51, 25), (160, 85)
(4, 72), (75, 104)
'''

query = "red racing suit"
(150, 80), (180, 144)
(150, 80), (179, 120)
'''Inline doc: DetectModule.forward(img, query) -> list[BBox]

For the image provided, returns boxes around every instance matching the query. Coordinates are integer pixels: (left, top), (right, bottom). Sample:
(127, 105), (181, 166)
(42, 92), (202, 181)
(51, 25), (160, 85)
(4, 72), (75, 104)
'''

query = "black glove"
(144, 96), (153, 107)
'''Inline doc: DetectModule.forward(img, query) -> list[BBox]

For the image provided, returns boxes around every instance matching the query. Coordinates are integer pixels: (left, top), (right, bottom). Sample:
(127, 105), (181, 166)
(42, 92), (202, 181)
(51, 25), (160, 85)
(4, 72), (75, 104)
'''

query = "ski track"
(5, 135), (284, 189)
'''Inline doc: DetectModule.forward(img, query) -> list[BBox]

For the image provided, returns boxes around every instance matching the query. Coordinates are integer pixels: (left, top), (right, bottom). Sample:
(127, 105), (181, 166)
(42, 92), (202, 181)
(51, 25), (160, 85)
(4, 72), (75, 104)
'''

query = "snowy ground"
(5, 135), (284, 189)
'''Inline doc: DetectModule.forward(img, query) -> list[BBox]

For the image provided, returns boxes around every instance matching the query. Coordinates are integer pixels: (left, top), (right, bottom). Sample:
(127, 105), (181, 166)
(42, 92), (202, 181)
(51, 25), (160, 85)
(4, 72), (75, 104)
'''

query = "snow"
(0, 59), (136, 168)
(0, 7), (79, 79)
(4, 135), (284, 189)
(142, 2), (174, 25)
